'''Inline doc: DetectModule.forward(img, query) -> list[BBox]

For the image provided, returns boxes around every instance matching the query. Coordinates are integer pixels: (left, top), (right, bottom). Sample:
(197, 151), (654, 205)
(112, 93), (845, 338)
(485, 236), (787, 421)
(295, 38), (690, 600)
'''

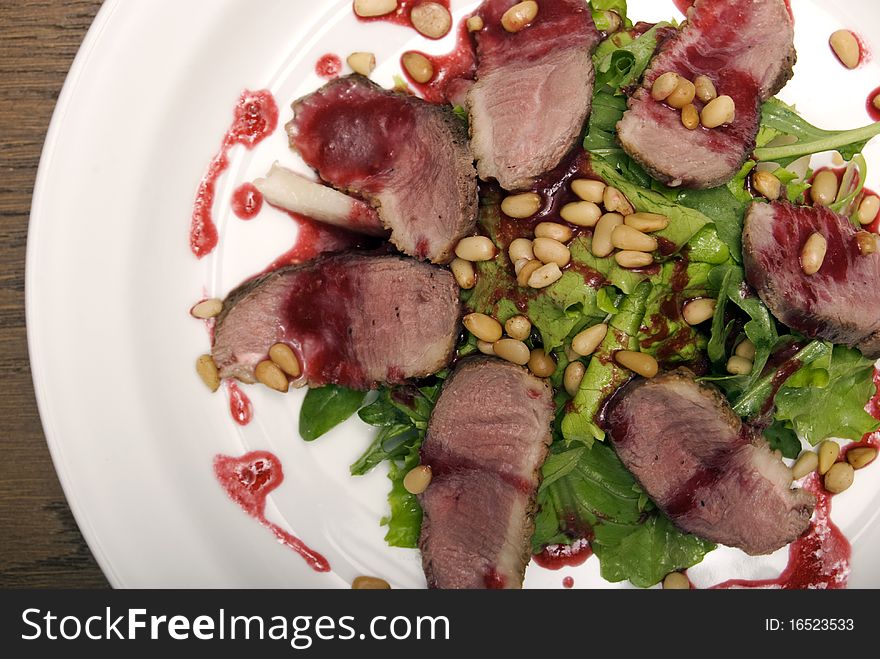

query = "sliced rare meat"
(253, 163), (387, 236)
(743, 200), (880, 358)
(617, 0), (795, 189)
(467, 0), (601, 191)
(287, 75), (477, 263)
(603, 369), (814, 556)
(418, 357), (554, 588)
(212, 253), (460, 389)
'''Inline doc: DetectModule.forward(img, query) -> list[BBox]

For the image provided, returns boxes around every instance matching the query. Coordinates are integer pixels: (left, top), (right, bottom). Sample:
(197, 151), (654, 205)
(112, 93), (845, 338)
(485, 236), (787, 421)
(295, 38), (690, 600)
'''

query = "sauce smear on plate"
(231, 183), (263, 220)
(214, 451), (331, 572)
(190, 90), (278, 258)
(533, 537), (593, 570)
(226, 381), (253, 426)
(316, 54), (343, 79)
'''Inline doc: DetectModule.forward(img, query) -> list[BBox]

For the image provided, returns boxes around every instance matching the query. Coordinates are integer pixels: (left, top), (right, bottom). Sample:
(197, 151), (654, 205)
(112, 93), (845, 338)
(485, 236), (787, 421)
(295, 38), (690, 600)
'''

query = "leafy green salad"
(296, 0), (880, 587)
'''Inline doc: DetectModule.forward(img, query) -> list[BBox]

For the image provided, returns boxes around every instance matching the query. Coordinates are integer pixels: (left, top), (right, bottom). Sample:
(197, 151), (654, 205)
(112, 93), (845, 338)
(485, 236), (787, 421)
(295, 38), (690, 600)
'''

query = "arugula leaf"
(593, 22), (670, 91)
(381, 441), (423, 548)
(561, 281), (650, 444)
(299, 385), (367, 441)
(533, 441), (714, 587)
(591, 515), (714, 588)
(754, 98), (880, 165)
(773, 345), (880, 445)
(764, 420), (803, 460)
(677, 166), (751, 262)
(685, 225), (732, 265)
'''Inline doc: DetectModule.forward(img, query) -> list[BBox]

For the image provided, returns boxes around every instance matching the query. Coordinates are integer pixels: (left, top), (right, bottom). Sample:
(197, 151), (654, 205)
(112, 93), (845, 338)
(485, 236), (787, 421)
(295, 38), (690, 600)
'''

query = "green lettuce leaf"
(764, 420), (803, 460)
(593, 22), (670, 92)
(381, 441), (423, 548)
(773, 345), (880, 445)
(299, 385), (367, 441)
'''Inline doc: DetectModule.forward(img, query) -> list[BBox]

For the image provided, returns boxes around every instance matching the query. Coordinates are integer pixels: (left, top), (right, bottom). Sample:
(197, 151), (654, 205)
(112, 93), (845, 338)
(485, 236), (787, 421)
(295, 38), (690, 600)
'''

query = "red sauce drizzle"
(533, 537), (593, 570)
(190, 90), (279, 258)
(562, 576), (575, 589)
(866, 368), (880, 419)
(402, 21), (477, 104)
(316, 53), (342, 79)
(214, 451), (331, 572)
(712, 474), (850, 589)
(866, 86), (880, 122)
(226, 380), (253, 426)
(231, 183), (263, 220)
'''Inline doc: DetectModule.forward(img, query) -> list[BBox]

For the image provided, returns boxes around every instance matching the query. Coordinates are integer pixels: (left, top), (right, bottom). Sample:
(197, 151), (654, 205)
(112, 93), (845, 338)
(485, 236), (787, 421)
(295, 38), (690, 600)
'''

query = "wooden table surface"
(0, 0), (108, 588)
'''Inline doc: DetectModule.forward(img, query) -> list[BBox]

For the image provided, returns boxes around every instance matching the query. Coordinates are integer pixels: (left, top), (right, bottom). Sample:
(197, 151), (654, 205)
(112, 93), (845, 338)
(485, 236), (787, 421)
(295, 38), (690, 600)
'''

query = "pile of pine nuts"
(451, 236), (497, 289)
(725, 338), (755, 376)
(791, 440), (876, 494)
(463, 311), (559, 378)
(651, 71), (735, 130)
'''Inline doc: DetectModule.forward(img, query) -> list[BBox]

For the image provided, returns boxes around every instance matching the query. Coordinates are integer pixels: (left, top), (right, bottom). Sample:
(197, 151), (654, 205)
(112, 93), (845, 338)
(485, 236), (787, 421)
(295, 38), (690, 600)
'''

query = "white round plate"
(27, 0), (880, 588)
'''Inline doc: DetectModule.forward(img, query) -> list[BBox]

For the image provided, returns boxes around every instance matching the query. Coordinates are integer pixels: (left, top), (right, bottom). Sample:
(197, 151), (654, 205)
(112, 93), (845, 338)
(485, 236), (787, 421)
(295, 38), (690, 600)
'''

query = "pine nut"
(847, 446), (878, 469)
(533, 237), (571, 267)
(753, 171), (781, 201)
(514, 258), (531, 275)
(255, 360), (289, 392)
(791, 451), (819, 480)
(611, 225), (658, 252)
(603, 187), (633, 215)
(681, 103), (699, 130)
(191, 298), (223, 319)
(508, 238), (535, 263)
(403, 464), (432, 494)
(651, 72), (680, 101)
(561, 201), (602, 227)
(528, 262), (563, 289)
(501, 1), (538, 33)
(493, 338), (530, 365)
(269, 343), (301, 377)
(800, 232), (827, 276)
(571, 179), (606, 203)
(830, 29), (860, 69)
(347, 52), (376, 76)
(597, 10), (621, 33)
(505, 315), (532, 341)
(451, 258), (476, 289)
(856, 232), (879, 256)
(455, 236), (497, 261)
(682, 298), (716, 325)
(572, 323), (608, 357)
(858, 195), (880, 225)
(564, 361), (586, 397)
(410, 2), (452, 39)
(824, 462), (854, 494)
(734, 339), (756, 360)
(726, 355), (752, 375)
(615, 351), (659, 378)
(196, 354), (221, 392)
(700, 95), (735, 128)
(501, 192), (541, 218)
(831, 151), (846, 166)
(818, 440), (839, 475)
(592, 213), (624, 257)
(694, 75), (717, 103)
(477, 339), (495, 355)
(667, 78), (696, 109)
(352, 576), (391, 589)
(662, 572), (690, 590)
(615, 250), (654, 268)
(535, 222), (573, 243)
(874, 93), (880, 112)
(516, 259), (543, 287)
(810, 170), (839, 206)
(463, 313), (503, 343)
(467, 15), (484, 32)
(402, 51), (433, 83)
(354, 0), (397, 18)
(625, 212), (668, 233)
(528, 348), (556, 378)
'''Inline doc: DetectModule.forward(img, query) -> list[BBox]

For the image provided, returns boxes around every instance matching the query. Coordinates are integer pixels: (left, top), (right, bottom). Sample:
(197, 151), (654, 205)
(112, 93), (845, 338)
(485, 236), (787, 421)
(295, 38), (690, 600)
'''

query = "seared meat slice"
(467, 0), (600, 191)
(287, 75), (477, 263)
(212, 254), (460, 389)
(603, 370), (814, 556)
(743, 201), (880, 358)
(617, 0), (795, 189)
(419, 357), (554, 589)
(253, 163), (387, 236)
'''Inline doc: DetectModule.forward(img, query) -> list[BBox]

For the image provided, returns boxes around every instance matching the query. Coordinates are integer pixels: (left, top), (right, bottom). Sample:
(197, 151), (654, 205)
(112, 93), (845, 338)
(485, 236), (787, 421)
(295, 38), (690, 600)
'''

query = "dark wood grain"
(0, 0), (108, 588)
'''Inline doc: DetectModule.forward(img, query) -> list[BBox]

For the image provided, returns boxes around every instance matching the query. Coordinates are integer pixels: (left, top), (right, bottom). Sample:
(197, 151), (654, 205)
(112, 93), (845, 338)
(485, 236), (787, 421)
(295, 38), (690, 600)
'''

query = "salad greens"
(292, 0), (880, 588)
